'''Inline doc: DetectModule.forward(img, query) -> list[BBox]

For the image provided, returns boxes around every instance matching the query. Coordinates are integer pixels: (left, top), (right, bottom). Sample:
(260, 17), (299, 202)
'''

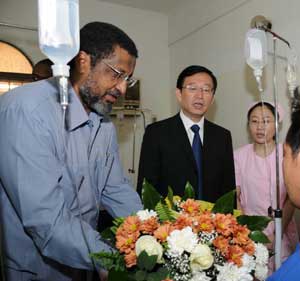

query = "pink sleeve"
(234, 150), (241, 187)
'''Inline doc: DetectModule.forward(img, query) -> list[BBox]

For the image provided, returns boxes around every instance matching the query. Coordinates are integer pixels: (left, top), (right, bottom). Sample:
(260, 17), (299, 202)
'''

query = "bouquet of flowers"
(92, 181), (271, 281)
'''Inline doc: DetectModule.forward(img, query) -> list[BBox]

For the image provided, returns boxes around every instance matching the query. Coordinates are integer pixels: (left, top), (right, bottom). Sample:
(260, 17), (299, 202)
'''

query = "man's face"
(283, 143), (300, 208)
(176, 72), (215, 122)
(79, 46), (136, 116)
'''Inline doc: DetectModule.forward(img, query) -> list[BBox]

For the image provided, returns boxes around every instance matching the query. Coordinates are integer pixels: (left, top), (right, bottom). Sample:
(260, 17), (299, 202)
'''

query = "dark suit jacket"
(137, 114), (236, 202)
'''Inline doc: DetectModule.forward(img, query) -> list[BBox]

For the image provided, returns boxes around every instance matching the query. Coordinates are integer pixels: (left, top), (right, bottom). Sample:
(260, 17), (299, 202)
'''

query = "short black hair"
(286, 110), (300, 156)
(247, 102), (276, 122)
(176, 65), (217, 94)
(70, 21), (138, 68)
(33, 59), (53, 69)
(32, 59), (53, 80)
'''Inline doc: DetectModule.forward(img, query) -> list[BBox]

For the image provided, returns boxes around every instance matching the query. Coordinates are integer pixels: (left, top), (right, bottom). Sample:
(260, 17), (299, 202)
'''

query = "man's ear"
(75, 51), (91, 74)
(175, 88), (182, 103)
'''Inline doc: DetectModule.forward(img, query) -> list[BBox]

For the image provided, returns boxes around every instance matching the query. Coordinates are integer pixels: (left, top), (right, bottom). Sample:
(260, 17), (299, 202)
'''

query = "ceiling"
(99, 0), (182, 14)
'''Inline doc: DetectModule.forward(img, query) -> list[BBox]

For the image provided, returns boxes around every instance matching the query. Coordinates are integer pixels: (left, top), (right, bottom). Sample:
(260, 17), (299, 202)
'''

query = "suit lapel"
(171, 114), (198, 173)
(203, 119), (214, 158)
(203, 119), (210, 161)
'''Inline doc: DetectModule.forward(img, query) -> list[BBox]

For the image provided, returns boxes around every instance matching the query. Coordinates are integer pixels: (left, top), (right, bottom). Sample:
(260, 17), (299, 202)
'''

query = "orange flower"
(193, 212), (215, 232)
(172, 214), (193, 230)
(213, 236), (230, 256)
(214, 214), (237, 237)
(228, 245), (245, 267)
(232, 225), (251, 245)
(124, 250), (137, 268)
(154, 222), (173, 242)
(180, 199), (200, 216)
(116, 231), (139, 254)
(122, 216), (141, 234)
(243, 240), (255, 255)
(140, 217), (159, 234)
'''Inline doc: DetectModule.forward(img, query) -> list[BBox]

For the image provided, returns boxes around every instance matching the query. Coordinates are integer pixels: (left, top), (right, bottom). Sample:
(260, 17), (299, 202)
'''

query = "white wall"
(0, 0), (171, 187)
(169, 0), (300, 235)
(169, 0), (300, 149)
(2, 0), (300, 188)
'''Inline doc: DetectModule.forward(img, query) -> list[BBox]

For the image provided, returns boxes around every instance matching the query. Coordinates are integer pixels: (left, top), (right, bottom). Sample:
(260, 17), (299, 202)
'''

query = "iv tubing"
(58, 76), (69, 111)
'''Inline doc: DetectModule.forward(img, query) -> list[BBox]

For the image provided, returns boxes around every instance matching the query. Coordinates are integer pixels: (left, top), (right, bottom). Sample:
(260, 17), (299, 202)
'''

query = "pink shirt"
(234, 143), (298, 264)
(234, 144), (285, 216)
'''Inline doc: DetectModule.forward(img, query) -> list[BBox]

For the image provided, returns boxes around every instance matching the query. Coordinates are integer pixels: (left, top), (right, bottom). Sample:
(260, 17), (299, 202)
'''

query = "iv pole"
(251, 15), (292, 270)
(271, 36), (282, 271)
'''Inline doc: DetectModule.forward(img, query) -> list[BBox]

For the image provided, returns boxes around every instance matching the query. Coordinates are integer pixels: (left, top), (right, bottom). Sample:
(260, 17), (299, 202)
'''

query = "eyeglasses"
(249, 119), (275, 127)
(182, 85), (214, 95)
(102, 61), (137, 88)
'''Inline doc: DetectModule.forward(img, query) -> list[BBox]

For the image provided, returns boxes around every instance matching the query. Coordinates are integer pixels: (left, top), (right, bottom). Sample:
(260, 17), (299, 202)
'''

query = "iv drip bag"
(287, 47), (298, 88)
(38, 0), (79, 77)
(245, 28), (268, 77)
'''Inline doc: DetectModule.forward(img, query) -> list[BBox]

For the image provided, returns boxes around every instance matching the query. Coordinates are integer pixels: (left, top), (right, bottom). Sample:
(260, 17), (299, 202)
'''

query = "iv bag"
(287, 47), (298, 86)
(38, 0), (79, 76)
(245, 28), (268, 72)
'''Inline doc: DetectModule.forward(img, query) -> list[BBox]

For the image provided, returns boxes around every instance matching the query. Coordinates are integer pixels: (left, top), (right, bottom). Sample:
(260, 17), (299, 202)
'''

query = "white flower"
(167, 226), (198, 255)
(216, 263), (253, 281)
(136, 209), (157, 221)
(242, 253), (255, 272)
(190, 271), (211, 281)
(135, 235), (163, 263)
(254, 264), (268, 280)
(254, 243), (269, 265)
(190, 244), (214, 272)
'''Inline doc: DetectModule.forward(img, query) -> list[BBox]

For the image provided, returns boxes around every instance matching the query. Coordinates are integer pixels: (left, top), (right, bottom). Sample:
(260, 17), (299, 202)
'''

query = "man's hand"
(99, 269), (108, 281)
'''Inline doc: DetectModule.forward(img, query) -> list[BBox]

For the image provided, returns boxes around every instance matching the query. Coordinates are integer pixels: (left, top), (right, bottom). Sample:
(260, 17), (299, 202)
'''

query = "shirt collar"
(67, 85), (103, 131)
(180, 110), (204, 132)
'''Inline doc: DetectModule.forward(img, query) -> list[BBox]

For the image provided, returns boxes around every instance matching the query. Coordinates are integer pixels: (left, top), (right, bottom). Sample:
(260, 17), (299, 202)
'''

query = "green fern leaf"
(155, 202), (176, 222)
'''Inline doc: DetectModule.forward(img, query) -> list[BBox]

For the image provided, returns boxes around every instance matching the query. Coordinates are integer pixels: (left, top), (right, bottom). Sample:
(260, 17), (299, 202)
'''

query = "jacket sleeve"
(137, 125), (162, 195)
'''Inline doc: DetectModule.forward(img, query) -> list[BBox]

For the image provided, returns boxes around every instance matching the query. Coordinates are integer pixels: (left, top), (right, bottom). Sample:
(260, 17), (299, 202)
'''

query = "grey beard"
(90, 101), (112, 117)
(79, 85), (112, 118)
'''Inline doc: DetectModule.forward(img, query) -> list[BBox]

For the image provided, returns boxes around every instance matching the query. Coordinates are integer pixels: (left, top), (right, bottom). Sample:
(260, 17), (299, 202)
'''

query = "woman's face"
(248, 106), (275, 145)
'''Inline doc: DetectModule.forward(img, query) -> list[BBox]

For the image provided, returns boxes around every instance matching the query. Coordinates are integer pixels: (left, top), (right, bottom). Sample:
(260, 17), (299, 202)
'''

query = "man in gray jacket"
(0, 21), (142, 281)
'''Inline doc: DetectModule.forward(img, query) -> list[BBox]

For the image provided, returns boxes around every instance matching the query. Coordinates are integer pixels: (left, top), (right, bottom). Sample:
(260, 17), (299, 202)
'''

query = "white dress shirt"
(180, 110), (204, 146)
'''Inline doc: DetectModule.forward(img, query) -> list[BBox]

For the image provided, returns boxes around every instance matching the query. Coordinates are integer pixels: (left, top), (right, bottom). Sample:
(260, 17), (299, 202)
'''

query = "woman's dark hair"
(70, 21), (138, 68)
(247, 102), (277, 122)
(176, 65), (217, 93)
(286, 110), (300, 156)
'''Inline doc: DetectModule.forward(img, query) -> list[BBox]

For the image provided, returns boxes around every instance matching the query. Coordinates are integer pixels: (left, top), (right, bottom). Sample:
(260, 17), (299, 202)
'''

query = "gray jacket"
(0, 78), (142, 280)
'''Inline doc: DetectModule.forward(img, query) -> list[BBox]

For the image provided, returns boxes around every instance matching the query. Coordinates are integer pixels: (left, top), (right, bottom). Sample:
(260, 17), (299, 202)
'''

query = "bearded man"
(0, 22), (142, 281)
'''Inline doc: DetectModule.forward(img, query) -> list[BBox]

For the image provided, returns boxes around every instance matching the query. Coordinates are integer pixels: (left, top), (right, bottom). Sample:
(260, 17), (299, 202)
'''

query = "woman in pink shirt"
(234, 101), (298, 274)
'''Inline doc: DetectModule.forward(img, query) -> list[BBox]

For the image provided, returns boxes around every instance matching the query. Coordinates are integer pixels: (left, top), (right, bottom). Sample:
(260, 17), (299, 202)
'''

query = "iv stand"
(271, 37), (282, 270)
(264, 26), (291, 271)
(252, 15), (292, 270)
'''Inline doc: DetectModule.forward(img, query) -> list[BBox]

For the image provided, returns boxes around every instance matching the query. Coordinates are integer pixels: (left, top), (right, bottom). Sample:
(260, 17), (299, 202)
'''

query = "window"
(0, 41), (33, 95)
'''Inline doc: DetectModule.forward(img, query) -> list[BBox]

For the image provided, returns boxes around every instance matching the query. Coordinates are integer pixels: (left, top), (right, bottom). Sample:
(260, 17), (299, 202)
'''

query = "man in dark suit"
(137, 65), (235, 202)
